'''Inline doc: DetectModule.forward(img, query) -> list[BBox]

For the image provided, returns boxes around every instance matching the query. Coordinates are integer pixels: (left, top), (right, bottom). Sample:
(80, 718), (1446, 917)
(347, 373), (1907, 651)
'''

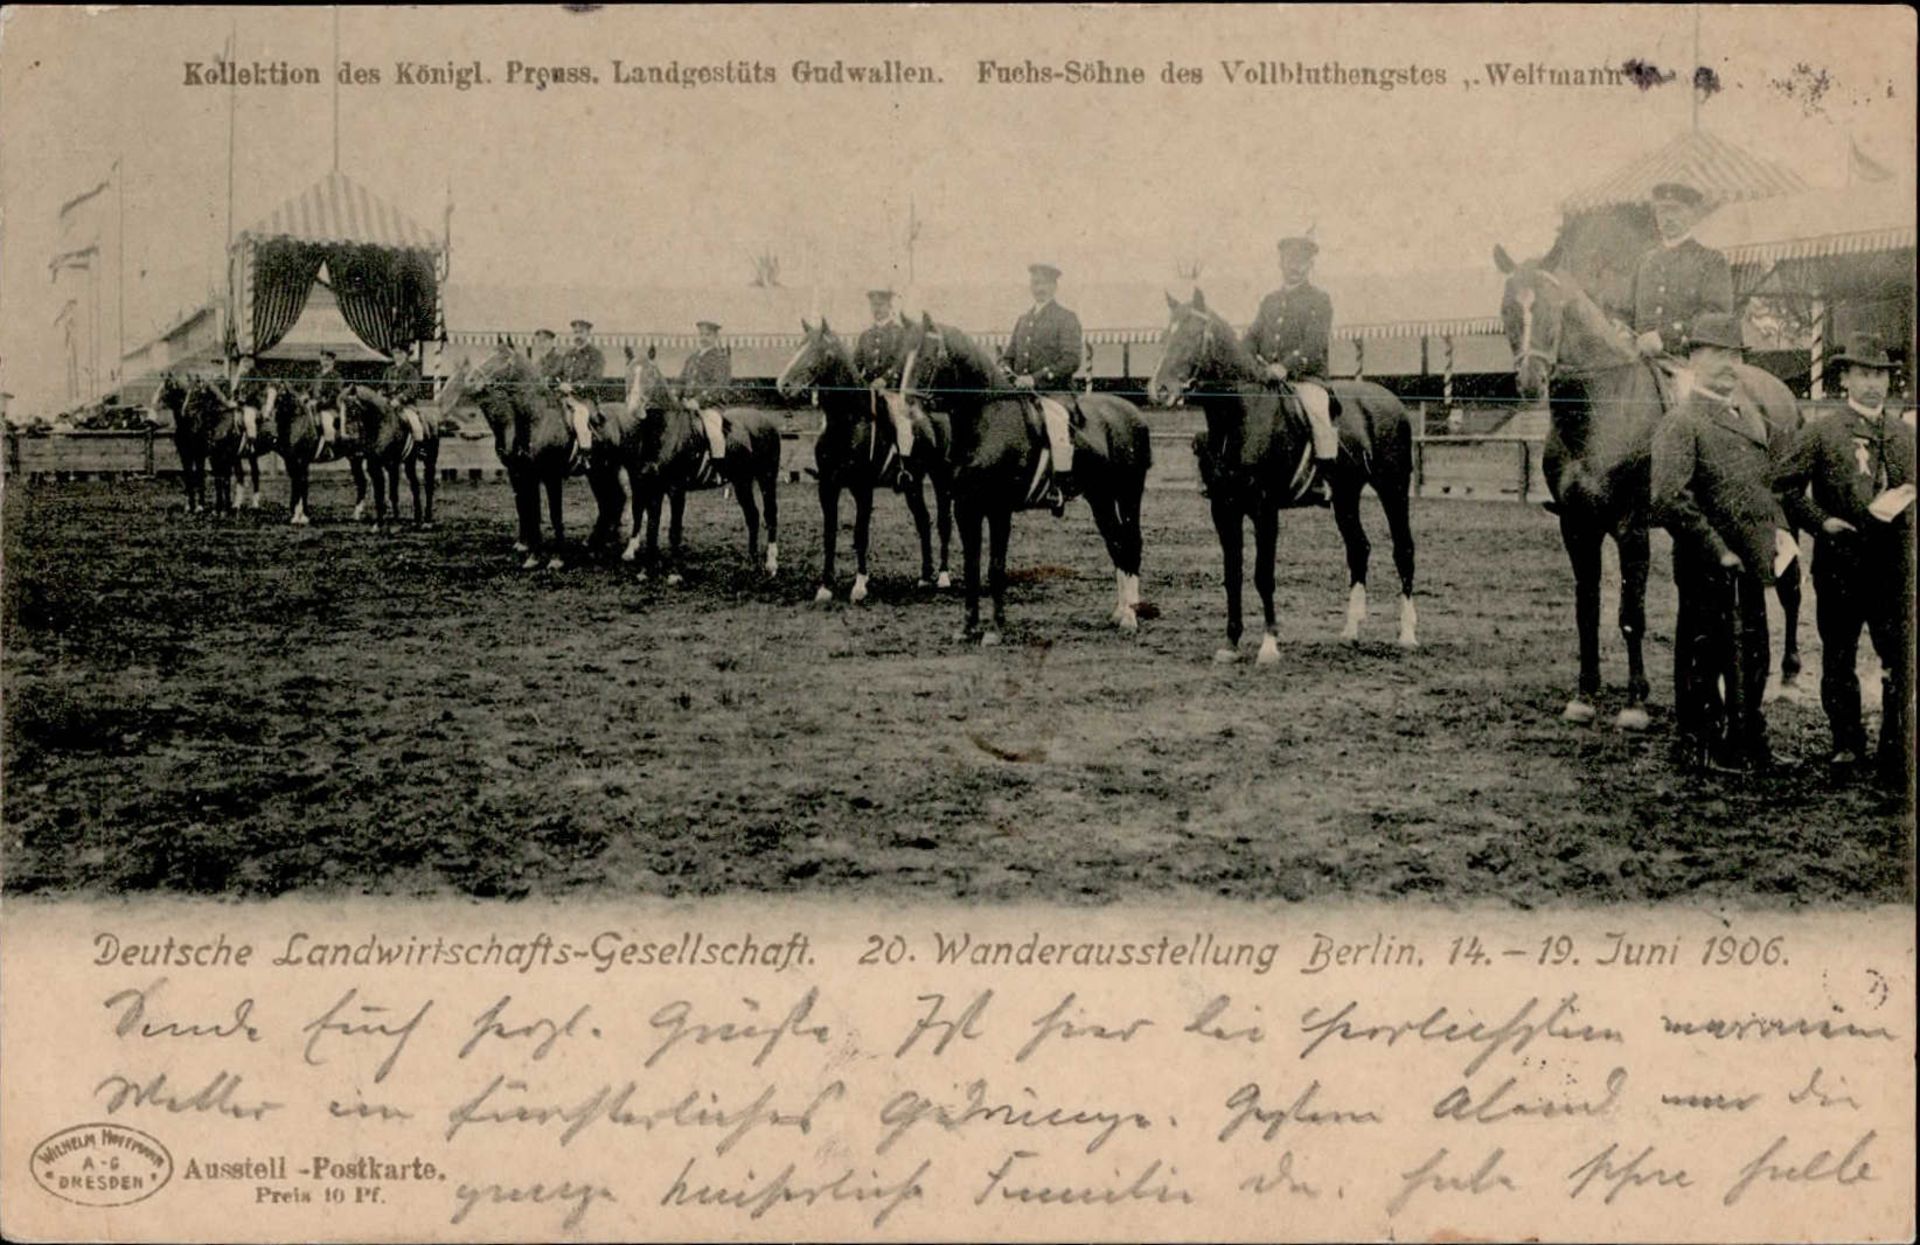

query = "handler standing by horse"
(1631, 181), (1734, 359)
(1651, 313), (1795, 772)
(311, 348), (345, 459)
(1002, 263), (1084, 514)
(681, 319), (733, 464)
(1246, 231), (1338, 505)
(1776, 334), (1915, 790)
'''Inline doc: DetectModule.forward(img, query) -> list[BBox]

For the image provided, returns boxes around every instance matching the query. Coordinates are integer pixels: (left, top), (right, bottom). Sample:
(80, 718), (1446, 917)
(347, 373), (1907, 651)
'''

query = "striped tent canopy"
(1561, 130), (1809, 215)
(1697, 181), (1916, 269)
(239, 170), (443, 252)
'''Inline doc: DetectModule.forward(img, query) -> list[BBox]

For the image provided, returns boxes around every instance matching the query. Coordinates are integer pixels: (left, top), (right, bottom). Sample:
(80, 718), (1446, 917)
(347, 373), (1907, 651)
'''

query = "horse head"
(624, 342), (672, 416)
(1495, 245), (1636, 402)
(775, 319), (847, 400)
(1149, 289), (1246, 406)
(151, 373), (189, 427)
(898, 312), (1001, 412)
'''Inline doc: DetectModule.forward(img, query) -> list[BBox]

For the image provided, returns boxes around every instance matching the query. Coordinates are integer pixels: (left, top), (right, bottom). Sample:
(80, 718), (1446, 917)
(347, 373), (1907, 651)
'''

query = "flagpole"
(332, 6), (341, 172)
(226, 17), (237, 366)
(116, 155), (125, 392)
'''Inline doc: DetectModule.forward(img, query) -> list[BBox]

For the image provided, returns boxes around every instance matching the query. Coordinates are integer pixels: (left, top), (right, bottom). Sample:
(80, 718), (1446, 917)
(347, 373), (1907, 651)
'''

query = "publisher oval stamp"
(31, 1122), (174, 1207)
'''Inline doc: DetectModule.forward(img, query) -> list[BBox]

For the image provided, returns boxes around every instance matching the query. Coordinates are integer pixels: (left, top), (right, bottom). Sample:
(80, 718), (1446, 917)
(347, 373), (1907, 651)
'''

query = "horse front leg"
(544, 472), (567, 569)
(1251, 505), (1281, 664)
(1331, 485), (1371, 642)
(405, 458), (423, 526)
(934, 466), (954, 589)
(760, 464), (779, 577)
(422, 446), (439, 527)
(956, 494), (984, 640)
(1211, 496), (1244, 662)
(1082, 483), (1135, 632)
(664, 488), (687, 584)
(903, 477), (936, 587)
(815, 479), (841, 602)
(986, 502), (1012, 643)
(1614, 522), (1653, 729)
(247, 453), (263, 510)
(849, 483), (874, 603)
(1560, 519), (1604, 723)
(733, 468), (762, 571)
(349, 455), (370, 523)
(1380, 482), (1418, 649)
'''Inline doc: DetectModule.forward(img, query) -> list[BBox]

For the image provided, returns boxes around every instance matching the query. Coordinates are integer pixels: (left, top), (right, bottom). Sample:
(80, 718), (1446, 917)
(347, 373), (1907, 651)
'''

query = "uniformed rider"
(681, 320), (733, 464)
(553, 318), (604, 451)
(1003, 263), (1084, 515)
(1632, 181), (1734, 360)
(1246, 232), (1338, 505)
(311, 348), (345, 459)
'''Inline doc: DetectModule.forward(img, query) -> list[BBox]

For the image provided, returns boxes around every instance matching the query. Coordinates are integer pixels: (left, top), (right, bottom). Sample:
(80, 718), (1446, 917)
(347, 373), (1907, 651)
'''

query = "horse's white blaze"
(765, 542), (779, 575)
(1398, 595), (1418, 649)
(774, 341), (810, 396)
(850, 574), (869, 603)
(1342, 583), (1368, 641)
(936, 570), (952, 590)
(1516, 286), (1536, 363)
(814, 585), (834, 604)
(1257, 634), (1280, 665)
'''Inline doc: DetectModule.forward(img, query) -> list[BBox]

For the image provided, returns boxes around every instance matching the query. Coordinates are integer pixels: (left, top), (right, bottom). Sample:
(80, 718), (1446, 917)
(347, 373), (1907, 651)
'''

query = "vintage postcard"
(1, 4), (1913, 1241)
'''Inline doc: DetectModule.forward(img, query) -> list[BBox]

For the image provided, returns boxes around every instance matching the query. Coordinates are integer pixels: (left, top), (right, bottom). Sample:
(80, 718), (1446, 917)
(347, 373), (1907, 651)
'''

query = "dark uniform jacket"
(855, 316), (910, 386)
(1004, 300), (1083, 391)
(553, 341), (605, 388)
(382, 358), (428, 406)
(1775, 403), (1917, 539)
(535, 347), (566, 381)
(1651, 388), (1796, 586)
(1631, 238), (1734, 355)
(679, 344), (732, 406)
(310, 363), (344, 409)
(1245, 281), (1333, 379)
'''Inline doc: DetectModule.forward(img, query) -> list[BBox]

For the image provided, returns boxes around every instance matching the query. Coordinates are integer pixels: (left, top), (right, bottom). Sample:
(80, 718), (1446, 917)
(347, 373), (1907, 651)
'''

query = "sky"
(2, 4), (1914, 415)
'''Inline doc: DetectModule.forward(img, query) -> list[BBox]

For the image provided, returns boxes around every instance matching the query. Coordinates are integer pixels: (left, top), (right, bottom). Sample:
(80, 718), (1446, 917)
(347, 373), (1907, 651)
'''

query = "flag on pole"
(1848, 137), (1892, 184)
(48, 244), (99, 280)
(58, 179), (111, 230)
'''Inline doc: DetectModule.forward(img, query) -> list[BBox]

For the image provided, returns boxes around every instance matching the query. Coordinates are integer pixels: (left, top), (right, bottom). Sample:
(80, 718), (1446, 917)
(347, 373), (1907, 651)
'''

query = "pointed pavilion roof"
(239, 170), (443, 251)
(1562, 129), (1809, 215)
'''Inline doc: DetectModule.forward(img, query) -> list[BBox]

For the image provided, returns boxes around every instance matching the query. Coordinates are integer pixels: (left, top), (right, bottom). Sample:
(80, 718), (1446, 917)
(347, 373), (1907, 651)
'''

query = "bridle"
(1512, 271), (1566, 376)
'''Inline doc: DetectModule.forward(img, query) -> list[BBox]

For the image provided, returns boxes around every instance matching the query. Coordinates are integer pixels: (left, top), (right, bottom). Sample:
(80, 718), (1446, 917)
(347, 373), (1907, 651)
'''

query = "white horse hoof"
(980, 630), (1002, 648)
(1256, 635), (1280, 665)
(546, 556), (565, 571)
(1212, 647), (1238, 664)
(814, 585), (834, 604)
(1398, 599), (1418, 649)
(1563, 698), (1598, 724)
(621, 545), (638, 564)
(666, 573), (684, 587)
(764, 543), (779, 575)
(354, 502), (369, 522)
(850, 575), (869, 603)
(936, 571), (952, 590)
(1615, 705), (1651, 732)
(521, 554), (541, 571)
(514, 541), (530, 555)
(1117, 609), (1138, 633)
(1340, 624), (1361, 643)
(635, 569), (650, 583)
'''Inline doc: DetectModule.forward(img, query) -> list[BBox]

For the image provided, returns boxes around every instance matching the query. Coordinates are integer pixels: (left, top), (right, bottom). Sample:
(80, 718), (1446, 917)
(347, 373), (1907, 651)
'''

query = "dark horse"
(265, 384), (322, 526)
(1494, 210), (1804, 728)
(775, 319), (954, 602)
(340, 386), (441, 528)
(166, 376), (246, 515)
(896, 313), (1151, 642)
(1149, 291), (1418, 661)
(438, 343), (578, 568)
(598, 346), (784, 582)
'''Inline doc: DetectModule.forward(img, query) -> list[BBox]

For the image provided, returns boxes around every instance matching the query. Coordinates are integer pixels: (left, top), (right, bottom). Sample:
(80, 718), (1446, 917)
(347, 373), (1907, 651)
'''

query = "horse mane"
(1181, 301), (1263, 389)
(1541, 203), (1657, 319)
(916, 321), (1011, 404)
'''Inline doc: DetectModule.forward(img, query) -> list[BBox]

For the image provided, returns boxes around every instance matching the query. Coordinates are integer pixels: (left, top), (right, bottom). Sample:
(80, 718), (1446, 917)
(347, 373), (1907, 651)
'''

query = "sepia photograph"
(0, 5), (1913, 1242)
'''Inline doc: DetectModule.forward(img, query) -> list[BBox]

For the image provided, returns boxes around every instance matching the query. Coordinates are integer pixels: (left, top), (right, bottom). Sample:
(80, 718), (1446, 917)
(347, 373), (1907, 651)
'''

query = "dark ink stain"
(562, 4), (602, 12)
(1769, 62), (1833, 116)
(1620, 59), (1676, 91)
(1692, 66), (1722, 100)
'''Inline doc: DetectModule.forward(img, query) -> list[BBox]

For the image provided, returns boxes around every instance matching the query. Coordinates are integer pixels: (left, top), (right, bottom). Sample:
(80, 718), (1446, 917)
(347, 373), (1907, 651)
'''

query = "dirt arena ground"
(2, 471), (1910, 905)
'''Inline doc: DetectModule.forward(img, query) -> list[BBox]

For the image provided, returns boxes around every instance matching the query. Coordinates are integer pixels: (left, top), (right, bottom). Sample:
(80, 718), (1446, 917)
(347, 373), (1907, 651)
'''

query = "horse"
(340, 385), (440, 528)
(1148, 290), (1418, 661)
(604, 345), (784, 581)
(438, 343), (578, 568)
(775, 319), (954, 602)
(896, 313), (1151, 643)
(1493, 234), (1804, 728)
(265, 384), (322, 526)
(152, 373), (204, 514)
(171, 378), (246, 516)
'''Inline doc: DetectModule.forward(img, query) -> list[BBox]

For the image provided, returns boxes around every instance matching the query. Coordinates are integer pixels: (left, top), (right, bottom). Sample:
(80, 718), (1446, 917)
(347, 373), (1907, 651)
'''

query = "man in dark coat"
(1003, 263), (1084, 513)
(553, 319), (604, 450)
(382, 341), (427, 406)
(1775, 333), (1915, 790)
(1632, 181), (1735, 358)
(531, 328), (563, 380)
(311, 348), (345, 458)
(1650, 312), (1797, 771)
(855, 288), (909, 387)
(680, 320), (733, 461)
(1246, 232), (1338, 503)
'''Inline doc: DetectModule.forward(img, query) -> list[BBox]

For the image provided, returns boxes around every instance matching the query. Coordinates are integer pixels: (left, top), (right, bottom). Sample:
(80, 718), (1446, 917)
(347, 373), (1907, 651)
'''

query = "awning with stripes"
(239, 171), (444, 252)
(1562, 129), (1808, 214)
